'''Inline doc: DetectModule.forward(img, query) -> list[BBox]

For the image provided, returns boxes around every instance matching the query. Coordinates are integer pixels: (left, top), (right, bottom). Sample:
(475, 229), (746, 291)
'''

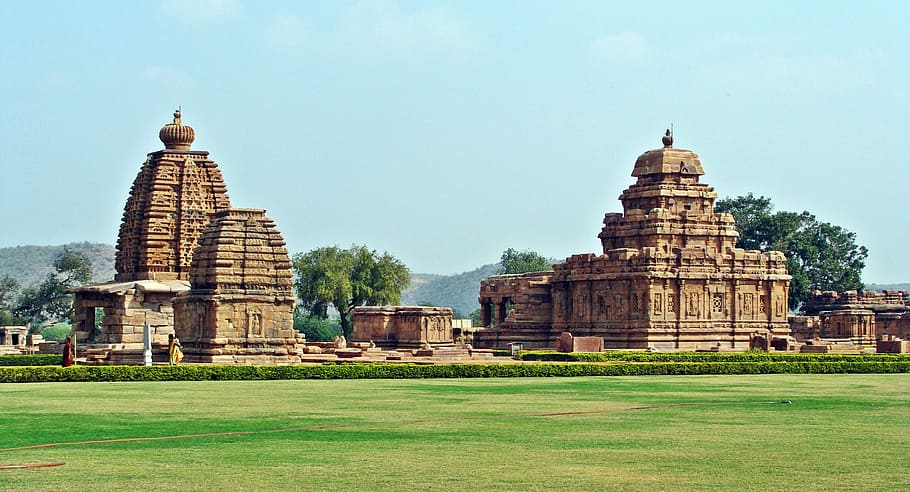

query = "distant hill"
(865, 283), (910, 293)
(401, 263), (499, 317)
(0, 242), (115, 288)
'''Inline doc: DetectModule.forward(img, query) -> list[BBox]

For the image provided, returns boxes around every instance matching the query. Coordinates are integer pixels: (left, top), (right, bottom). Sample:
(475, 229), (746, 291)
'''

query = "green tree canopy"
(0, 275), (21, 326)
(13, 247), (93, 331)
(715, 193), (868, 310)
(0, 275), (19, 307)
(292, 245), (410, 338)
(497, 248), (553, 275)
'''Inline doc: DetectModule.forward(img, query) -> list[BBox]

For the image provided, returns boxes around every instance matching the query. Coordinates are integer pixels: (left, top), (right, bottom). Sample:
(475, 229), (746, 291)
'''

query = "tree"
(14, 248), (93, 332)
(292, 245), (410, 339)
(293, 308), (343, 342)
(497, 248), (553, 275)
(716, 194), (868, 310)
(0, 275), (21, 326)
(0, 275), (19, 306)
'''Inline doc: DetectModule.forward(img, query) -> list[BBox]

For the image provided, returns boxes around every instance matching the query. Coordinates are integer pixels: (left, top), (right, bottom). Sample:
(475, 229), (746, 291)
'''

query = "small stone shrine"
(0, 326), (29, 354)
(792, 290), (910, 344)
(173, 208), (301, 364)
(71, 110), (231, 346)
(351, 306), (454, 349)
(477, 131), (792, 350)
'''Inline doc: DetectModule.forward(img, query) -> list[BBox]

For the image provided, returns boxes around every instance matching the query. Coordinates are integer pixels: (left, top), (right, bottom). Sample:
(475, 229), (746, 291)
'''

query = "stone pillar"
(494, 302), (506, 326)
(480, 301), (492, 327)
(142, 323), (152, 366)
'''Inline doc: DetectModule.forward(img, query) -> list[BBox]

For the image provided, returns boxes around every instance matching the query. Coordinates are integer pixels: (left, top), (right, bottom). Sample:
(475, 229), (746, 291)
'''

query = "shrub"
(519, 351), (910, 363)
(0, 360), (907, 383)
(294, 312), (343, 342)
(0, 354), (63, 366)
(39, 323), (71, 341)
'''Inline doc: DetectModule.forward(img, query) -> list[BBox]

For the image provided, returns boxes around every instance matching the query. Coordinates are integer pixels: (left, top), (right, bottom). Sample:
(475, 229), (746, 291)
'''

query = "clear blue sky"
(1, 1), (908, 283)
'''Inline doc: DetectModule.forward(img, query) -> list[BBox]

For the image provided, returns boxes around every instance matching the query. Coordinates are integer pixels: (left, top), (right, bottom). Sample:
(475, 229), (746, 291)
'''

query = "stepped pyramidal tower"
(173, 208), (300, 364)
(477, 131), (792, 351)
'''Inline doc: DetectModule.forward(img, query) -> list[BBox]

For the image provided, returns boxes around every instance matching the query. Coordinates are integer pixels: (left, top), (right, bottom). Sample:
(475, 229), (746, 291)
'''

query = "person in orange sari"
(61, 337), (74, 367)
(168, 334), (183, 365)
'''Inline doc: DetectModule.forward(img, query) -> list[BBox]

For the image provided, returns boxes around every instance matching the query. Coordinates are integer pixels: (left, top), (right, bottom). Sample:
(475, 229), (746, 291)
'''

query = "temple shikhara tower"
(71, 110), (232, 348)
(477, 131), (792, 351)
(173, 208), (300, 364)
(116, 109), (231, 281)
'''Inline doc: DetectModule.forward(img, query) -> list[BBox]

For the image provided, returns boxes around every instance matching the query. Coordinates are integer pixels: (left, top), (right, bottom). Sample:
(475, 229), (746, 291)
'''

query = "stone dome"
(631, 131), (704, 177)
(158, 108), (195, 150)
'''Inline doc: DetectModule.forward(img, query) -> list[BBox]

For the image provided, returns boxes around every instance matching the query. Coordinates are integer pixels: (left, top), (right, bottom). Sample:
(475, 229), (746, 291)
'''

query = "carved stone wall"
(477, 272), (553, 347)
(799, 289), (910, 342)
(173, 208), (300, 364)
(475, 133), (791, 350)
(819, 309), (876, 342)
(352, 306), (453, 348)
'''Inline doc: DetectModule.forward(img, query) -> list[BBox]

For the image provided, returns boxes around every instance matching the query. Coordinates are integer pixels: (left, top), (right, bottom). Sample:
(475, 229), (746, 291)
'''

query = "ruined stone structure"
(478, 272), (553, 347)
(71, 280), (189, 345)
(477, 132), (791, 350)
(0, 326), (28, 354)
(556, 332), (604, 353)
(71, 110), (231, 345)
(351, 306), (454, 349)
(793, 290), (910, 344)
(173, 208), (300, 364)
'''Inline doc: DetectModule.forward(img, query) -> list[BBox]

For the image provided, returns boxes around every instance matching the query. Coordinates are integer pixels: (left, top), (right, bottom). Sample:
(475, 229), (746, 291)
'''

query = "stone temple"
(476, 132), (792, 351)
(71, 109), (231, 347)
(173, 208), (300, 364)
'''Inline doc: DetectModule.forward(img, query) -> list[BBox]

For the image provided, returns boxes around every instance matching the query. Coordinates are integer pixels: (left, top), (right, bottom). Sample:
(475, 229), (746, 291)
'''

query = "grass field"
(1, 374), (907, 491)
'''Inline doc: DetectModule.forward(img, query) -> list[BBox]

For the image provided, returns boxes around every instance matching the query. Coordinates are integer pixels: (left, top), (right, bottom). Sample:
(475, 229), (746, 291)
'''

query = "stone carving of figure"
(688, 293), (699, 317)
(333, 335), (347, 349)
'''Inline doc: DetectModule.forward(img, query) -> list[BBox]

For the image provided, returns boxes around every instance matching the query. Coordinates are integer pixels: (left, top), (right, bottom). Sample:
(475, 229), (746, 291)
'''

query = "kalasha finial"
(662, 128), (673, 148)
(160, 106), (194, 150)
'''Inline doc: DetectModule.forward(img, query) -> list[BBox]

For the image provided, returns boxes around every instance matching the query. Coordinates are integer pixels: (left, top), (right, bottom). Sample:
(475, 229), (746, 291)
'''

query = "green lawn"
(1, 375), (907, 491)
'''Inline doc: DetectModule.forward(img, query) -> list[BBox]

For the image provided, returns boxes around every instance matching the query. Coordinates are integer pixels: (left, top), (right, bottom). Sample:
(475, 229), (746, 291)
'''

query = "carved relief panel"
(686, 292), (700, 319)
(595, 290), (609, 321)
(573, 284), (588, 320)
(711, 293), (724, 318)
(742, 293), (753, 320)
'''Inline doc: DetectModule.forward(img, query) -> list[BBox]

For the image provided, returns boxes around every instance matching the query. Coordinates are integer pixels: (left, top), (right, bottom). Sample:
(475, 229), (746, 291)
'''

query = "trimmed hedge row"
(0, 354), (63, 366)
(519, 351), (910, 363)
(1, 361), (908, 383)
